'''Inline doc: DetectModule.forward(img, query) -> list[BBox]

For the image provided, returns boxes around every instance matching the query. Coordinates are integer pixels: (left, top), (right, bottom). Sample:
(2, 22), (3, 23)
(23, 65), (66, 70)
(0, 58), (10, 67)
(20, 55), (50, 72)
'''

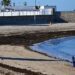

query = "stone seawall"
(0, 11), (75, 25)
(53, 11), (75, 23)
(0, 15), (52, 25)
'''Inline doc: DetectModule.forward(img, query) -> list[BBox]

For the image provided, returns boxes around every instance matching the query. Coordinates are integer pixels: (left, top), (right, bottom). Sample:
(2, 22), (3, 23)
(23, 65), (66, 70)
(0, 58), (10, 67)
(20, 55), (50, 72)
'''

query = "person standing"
(72, 56), (75, 67)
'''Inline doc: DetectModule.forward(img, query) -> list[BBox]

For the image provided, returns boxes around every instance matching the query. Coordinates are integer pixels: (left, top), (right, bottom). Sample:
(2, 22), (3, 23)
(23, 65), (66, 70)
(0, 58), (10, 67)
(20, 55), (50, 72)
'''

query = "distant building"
(0, 6), (56, 25)
(0, 6), (55, 11)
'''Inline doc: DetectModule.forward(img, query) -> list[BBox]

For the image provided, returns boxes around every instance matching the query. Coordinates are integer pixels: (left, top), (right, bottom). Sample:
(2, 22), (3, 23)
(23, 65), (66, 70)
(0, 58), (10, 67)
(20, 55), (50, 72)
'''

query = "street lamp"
(34, 0), (37, 24)
(35, 0), (36, 6)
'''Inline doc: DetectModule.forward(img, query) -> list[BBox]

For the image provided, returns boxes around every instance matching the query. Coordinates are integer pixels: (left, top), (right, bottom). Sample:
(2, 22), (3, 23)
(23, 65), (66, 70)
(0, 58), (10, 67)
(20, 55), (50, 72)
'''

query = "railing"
(0, 9), (53, 16)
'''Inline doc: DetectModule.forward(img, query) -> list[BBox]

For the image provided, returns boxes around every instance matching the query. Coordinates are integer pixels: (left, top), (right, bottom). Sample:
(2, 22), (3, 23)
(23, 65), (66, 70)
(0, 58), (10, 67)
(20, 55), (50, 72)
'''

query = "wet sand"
(0, 45), (75, 75)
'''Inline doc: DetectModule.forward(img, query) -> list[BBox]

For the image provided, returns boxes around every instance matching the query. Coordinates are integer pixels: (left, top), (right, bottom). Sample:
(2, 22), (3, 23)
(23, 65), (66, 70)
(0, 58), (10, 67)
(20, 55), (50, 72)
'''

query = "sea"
(30, 36), (75, 62)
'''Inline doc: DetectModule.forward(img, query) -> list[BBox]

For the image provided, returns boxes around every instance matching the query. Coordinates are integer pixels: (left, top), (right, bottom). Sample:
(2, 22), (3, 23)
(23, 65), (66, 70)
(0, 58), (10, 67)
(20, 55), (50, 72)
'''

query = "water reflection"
(30, 36), (75, 62)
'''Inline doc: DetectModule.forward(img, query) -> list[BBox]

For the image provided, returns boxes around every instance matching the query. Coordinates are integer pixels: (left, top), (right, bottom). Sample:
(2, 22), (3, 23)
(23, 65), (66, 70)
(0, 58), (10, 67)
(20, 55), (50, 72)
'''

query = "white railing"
(0, 8), (53, 16)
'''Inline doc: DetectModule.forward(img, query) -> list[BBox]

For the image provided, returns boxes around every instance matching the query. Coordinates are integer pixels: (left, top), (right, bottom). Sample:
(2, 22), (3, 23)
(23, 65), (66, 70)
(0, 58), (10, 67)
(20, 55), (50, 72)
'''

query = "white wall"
(0, 8), (53, 16)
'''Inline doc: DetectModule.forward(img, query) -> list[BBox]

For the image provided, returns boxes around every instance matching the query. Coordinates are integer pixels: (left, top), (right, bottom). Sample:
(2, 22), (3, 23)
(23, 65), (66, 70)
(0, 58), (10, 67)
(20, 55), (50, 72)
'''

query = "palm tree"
(2, 0), (11, 6)
(13, 2), (15, 7)
(24, 2), (27, 6)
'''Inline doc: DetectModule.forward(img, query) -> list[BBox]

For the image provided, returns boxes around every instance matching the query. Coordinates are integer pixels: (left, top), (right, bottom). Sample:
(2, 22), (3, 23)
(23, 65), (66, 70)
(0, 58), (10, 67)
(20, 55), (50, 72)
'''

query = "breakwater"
(0, 11), (75, 25)
(0, 15), (52, 25)
(53, 11), (75, 23)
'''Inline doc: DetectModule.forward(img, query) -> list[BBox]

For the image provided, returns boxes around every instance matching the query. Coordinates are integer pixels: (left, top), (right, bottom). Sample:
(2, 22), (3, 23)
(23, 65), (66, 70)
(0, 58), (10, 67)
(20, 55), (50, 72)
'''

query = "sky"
(0, 0), (75, 11)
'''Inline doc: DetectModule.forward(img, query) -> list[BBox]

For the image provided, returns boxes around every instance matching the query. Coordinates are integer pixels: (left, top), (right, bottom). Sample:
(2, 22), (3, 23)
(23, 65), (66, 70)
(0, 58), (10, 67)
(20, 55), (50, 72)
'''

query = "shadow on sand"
(0, 56), (63, 62)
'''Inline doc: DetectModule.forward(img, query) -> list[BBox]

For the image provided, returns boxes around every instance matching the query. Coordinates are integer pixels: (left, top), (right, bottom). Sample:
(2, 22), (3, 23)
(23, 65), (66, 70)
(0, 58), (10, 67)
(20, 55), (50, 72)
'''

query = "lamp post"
(35, 0), (36, 6)
(34, 0), (36, 24)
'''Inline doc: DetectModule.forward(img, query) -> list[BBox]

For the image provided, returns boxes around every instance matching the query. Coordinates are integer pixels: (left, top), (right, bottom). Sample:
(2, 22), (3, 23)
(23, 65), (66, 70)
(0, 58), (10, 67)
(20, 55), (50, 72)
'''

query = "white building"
(0, 6), (56, 16)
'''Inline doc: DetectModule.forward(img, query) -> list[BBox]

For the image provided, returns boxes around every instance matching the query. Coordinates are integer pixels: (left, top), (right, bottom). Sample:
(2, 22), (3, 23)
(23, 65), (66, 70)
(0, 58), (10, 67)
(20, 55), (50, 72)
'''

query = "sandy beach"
(0, 45), (75, 75)
(0, 23), (75, 36)
(0, 23), (75, 75)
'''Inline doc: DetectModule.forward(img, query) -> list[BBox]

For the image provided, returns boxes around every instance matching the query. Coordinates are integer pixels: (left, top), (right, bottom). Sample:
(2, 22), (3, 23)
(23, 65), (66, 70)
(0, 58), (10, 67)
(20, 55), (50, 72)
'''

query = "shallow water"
(30, 36), (75, 62)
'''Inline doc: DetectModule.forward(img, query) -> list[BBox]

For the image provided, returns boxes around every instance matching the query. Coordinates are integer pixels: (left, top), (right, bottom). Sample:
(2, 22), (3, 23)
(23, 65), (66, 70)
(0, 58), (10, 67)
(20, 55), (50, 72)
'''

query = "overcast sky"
(0, 0), (75, 11)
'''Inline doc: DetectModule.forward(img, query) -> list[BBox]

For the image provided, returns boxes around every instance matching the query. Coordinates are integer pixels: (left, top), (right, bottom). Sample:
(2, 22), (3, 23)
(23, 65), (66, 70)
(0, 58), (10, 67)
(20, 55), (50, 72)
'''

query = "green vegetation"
(35, 6), (40, 10)
(24, 2), (27, 6)
(2, 0), (11, 6)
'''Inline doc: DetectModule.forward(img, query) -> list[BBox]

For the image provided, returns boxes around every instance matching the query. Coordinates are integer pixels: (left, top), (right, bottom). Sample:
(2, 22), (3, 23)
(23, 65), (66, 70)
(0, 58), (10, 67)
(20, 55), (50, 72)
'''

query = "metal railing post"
(34, 11), (36, 24)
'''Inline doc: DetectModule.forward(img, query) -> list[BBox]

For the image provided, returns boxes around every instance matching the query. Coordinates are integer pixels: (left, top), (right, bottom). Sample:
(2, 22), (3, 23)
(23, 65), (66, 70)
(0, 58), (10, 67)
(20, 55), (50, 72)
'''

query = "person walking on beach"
(72, 56), (75, 67)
